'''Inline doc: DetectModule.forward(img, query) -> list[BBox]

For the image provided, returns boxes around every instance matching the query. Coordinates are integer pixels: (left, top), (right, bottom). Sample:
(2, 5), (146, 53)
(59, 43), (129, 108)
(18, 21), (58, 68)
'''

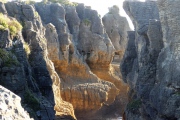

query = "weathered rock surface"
(0, 2), (75, 119)
(5, 2), (57, 119)
(0, 85), (32, 120)
(35, 3), (119, 116)
(0, 2), (7, 14)
(34, 2), (130, 119)
(75, 3), (115, 69)
(0, 1), (130, 119)
(103, 5), (130, 62)
(150, 0), (180, 119)
(121, 0), (180, 120)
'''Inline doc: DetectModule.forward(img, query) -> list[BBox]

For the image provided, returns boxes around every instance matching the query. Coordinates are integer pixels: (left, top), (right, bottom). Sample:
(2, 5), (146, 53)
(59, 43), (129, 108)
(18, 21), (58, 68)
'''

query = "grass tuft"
(0, 13), (22, 37)
(23, 42), (31, 57)
(0, 48), (19, 67)
(83, 18), (91, 26)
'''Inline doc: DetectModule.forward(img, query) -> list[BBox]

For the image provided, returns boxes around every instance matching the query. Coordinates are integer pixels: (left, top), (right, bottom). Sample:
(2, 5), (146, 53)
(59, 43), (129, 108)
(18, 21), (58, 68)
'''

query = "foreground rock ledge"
(0, 85), (32, 120)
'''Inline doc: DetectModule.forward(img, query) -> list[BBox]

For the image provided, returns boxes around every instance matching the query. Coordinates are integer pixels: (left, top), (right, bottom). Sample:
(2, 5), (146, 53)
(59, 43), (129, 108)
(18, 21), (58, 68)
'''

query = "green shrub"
(175, 91), (180, 95)
(34, 11), (39, 18)
(0, 13), (8, 28)
(0, 13), (22, 37)
(23, 42), (31, 57)
(48, 0), (77, 6)
(25, 0), (36, 4)
(8, 20), (22, 37)
(71, 2), (78, 6)
(9, 26), (17, 37)
(0, 48), (19, 67)
(8, 20), (22, 32)
(0, 25), (6, 31)
(83, 18), (91, 26)
(24, 90), (40, 112)
(127, 99), (142, 111)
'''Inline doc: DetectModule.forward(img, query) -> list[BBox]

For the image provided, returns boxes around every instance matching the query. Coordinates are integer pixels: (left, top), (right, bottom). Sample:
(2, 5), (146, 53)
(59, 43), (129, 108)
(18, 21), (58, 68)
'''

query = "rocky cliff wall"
(121, 0), (180, 120)
(103, 5), (130, 62)
(0, 1), (130, 120)
(35, 4), (119, 116)
(0, 2), (75, 120)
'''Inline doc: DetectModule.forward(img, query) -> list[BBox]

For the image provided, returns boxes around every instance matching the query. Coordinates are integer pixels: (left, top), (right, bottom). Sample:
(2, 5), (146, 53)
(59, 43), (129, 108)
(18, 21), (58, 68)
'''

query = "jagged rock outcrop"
(75, 4), (115, 69)
(0, 2), (75, 119)
(103, 5), (130, 62)
(0, 1), (130, 119)
(150, 0), (180, 119)
(121, 0), (180, 120)
(0, 85), (32, 120)
(45, 23), (75, 119)
(35, 4), (120, 118)
(4, 2), (57, 119)
(121, 0), (162, 119)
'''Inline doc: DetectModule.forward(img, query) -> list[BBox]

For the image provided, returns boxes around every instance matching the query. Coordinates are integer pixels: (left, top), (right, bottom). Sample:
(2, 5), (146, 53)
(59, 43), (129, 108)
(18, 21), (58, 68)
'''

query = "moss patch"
(127, 99), (142, 111)
(24, 90), (40, 112)
(175, 91), (180, 95)
(83, 18), (91, 26)
(0, 48), (19, 67)
(48, 0), (78, 6)
(25, 0), (36, 5)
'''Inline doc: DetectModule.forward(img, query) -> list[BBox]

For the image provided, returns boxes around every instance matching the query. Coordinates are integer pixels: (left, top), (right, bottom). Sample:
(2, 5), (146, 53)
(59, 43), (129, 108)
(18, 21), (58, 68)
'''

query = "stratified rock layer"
(0, 1), (130, 119)
(0, 2), (75, 119)
(35, 3), (119, 115)
(35, 2), (130, 119)
(103, 5), (130, 62)
(151, 0), (180, 119)
(121, 0), (180, 120)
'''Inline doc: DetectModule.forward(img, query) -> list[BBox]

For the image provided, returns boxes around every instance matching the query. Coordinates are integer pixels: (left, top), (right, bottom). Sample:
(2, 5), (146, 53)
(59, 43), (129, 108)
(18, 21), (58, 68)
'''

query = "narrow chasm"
(1, 0), (179, 120)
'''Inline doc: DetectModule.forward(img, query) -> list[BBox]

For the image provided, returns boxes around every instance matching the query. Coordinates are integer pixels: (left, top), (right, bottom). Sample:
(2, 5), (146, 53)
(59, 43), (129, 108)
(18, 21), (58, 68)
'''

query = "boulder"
(0, 85), (32, 120)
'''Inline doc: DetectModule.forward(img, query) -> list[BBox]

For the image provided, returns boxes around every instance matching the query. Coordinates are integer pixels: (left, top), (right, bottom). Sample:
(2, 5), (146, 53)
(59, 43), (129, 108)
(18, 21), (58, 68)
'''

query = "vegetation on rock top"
(23, 42), (31, 57)
(42, 0), (78, 6)
(83, 18), (91, 26)
(0, 0), (6, 3)
(0, 13), (22, 37)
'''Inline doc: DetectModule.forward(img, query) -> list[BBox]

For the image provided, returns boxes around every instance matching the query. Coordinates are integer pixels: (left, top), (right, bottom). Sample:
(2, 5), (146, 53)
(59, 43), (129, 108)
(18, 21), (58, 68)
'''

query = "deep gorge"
(0, 0), (180, 120)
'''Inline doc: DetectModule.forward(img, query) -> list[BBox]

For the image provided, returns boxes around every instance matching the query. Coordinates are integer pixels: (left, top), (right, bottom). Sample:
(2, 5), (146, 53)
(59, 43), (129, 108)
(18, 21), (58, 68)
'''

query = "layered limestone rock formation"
(2, 0), (180, 120)
(0, 2), (75, 119)
(0, 85), (32, 120)
(103, 5), (130, 62)
(0, 1), (130, 119)
(35, 3), (123, 119)
(121, 0), (180, 120)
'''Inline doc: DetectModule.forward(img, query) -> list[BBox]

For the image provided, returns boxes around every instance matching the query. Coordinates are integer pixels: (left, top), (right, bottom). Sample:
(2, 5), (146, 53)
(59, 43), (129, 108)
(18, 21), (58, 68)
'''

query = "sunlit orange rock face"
(44, 21), (119, 118)
(46, 59), (76, 119)
(36, 3), (130, 119)
(0, 1), (129, 119)
(52, 59), (119, 112)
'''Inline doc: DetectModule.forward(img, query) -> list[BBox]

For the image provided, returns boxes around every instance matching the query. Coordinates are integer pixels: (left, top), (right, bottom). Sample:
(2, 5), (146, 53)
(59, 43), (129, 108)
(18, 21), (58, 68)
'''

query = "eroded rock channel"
(0, 0), (180, 120)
